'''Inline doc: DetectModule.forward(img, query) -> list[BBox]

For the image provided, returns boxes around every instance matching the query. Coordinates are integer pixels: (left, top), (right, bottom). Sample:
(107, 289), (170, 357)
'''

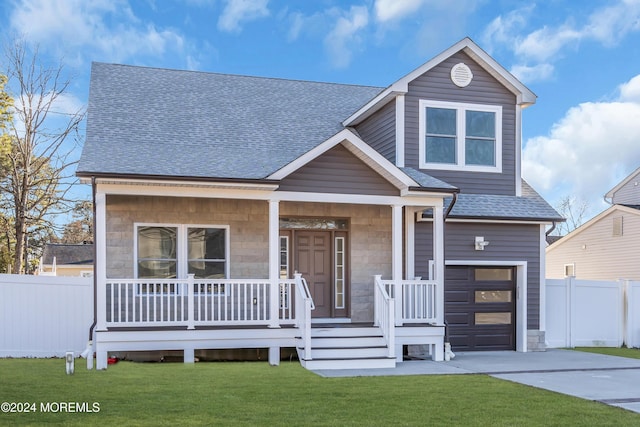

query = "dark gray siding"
(277, 144), (399, 196)
(415, 222), (541, 329)
(405, 51), (517, 195)
(355, 100), (396, 163)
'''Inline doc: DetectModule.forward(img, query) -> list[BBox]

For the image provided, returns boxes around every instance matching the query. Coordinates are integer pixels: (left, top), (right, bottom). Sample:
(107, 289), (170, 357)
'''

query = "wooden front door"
(295, 231), (332, 318)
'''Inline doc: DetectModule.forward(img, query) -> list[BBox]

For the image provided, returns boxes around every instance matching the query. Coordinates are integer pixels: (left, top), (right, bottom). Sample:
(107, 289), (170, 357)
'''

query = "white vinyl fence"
(546, 277), (640, 348)
(0, 274), (93, 357)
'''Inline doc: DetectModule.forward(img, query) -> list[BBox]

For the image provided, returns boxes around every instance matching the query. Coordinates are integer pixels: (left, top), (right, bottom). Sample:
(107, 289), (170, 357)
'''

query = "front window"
(136, 224), (228, 280)
(187, 228), (226, 278)
(137, 226), (177, 278)
(420, 100), (502, 172)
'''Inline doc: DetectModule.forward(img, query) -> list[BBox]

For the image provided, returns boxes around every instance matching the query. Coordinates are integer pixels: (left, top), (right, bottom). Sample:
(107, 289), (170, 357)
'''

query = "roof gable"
(605, 167), (640, 204)
(277, 144), (399, 196)
(344, 37), (536, 126)
(547, 204), (640, 249)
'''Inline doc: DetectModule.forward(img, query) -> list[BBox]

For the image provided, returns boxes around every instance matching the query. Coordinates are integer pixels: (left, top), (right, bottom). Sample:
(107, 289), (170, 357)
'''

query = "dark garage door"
(445, 266), (516, 351)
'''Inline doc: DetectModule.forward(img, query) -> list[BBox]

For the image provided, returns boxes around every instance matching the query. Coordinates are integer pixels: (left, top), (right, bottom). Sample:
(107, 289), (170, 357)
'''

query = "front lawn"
(574, 346), (640, 359)
(0, 359), (638, 426)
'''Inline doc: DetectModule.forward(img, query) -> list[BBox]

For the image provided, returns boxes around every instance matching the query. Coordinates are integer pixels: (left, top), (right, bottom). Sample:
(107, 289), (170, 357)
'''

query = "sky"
(2, 0), (640, 225)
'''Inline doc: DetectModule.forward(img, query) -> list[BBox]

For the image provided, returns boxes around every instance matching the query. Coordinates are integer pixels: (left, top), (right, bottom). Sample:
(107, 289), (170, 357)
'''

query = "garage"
(445, 266), (516, 351)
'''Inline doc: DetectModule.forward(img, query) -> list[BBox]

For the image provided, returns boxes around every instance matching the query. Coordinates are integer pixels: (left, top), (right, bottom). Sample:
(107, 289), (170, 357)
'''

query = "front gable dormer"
(348, 38), (536, 197)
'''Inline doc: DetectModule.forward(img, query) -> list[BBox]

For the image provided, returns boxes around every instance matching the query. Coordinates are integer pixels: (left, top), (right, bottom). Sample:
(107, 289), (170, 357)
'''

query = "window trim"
(418, 99), (503, 173)
(564, 263), (576, 277)
(134, 223), (230, 280)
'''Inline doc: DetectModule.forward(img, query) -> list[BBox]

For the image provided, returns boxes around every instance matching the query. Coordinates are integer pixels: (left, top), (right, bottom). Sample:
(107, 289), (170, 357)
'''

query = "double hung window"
(136, 224), (229, 279)
(419, 100), (502, 172)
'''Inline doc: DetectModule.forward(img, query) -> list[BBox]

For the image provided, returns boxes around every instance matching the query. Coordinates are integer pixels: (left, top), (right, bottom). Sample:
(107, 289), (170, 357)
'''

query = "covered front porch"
(91, 184), (449, 369)
(94, 273), (444, 369)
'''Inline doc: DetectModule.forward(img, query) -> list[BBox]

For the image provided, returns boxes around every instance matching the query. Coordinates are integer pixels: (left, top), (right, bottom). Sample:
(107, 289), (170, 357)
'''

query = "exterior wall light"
(475, 236), (490, 251)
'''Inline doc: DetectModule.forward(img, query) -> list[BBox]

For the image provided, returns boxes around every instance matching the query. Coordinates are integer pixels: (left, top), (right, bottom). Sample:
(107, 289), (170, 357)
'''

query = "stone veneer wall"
(105, 195), (269, 279)
(280, 202), (392, 322)
(105, 196), (392, 322)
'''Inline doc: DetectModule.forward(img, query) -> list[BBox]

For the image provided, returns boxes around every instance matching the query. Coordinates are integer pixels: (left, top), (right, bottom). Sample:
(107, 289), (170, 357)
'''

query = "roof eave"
(77, 171), (280, 187)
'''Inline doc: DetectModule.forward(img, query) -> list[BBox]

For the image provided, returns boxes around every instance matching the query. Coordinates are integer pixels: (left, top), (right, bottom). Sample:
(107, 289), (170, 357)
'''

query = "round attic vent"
(450, 63), (473, 88)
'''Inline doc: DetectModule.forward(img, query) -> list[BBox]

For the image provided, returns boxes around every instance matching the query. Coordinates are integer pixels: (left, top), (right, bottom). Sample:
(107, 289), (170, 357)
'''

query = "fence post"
(187, 274), (195, 330)
(624, 280), (631, 348)
(566, 276), (573, 347)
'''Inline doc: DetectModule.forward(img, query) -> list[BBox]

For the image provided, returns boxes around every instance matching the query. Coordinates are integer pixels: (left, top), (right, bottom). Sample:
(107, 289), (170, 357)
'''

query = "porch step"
(297, 324), (396, 370)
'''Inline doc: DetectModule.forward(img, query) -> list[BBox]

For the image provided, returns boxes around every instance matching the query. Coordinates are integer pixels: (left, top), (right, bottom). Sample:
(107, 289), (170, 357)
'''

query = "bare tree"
(553, 195), (589, 236)
(0, 40), (85, 273)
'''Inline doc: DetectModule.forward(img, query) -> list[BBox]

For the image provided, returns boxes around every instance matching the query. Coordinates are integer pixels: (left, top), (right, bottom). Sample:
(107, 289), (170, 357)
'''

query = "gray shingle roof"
(400, 167), (458, 191)
(42, 243), (94, 265)
(78, 63), (384, 179)
(444, 181), (563, 221)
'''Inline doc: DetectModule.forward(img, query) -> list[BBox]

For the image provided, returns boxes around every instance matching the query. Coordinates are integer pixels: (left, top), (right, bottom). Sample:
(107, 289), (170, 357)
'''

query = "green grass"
(573, 346), (640, 359)
(1, 359), (639, 426)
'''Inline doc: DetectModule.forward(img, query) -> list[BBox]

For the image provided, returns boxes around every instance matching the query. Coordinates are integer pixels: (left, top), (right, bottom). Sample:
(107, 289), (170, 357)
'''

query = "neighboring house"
(547, 167), (640, 280)
(37, 243), (94, 277)
(77, 37), (562, 370)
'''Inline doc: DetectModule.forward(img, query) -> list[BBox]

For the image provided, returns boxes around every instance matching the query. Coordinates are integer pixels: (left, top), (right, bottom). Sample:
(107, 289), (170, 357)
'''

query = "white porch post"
(268, 199), (281, 329)
(433, 205), (445, 325)
(96, 191), (107, 332)
(95, 190), (108, 370)
(392, 204), (403, 326)
(405, 207), (415, 280)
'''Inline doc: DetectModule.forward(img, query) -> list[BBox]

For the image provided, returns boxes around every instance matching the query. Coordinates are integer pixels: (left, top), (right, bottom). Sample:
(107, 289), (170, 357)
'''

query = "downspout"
(82, 176), (98, 368)
(444, 192), (458, 220)
(545, 221), (556, 238)
(89, 176), (97, 341)
(442, 191), (458, 361)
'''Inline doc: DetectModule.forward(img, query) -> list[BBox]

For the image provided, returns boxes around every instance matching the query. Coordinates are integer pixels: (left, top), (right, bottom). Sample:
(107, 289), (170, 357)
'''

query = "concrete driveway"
(313, 349), (640, 414)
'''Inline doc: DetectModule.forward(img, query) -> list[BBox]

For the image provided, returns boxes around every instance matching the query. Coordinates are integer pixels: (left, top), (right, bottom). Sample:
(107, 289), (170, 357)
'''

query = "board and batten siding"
(546, 208), (640, 281)
(277, 144), (398, 196)
(404, 51), (517, 196)
(415, 221), (541, 329)
(354, 99), (396, 163)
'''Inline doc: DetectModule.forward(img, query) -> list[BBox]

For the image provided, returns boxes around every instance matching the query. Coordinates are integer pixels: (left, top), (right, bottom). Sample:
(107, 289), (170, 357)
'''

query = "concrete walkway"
(313, 349), (640, 414)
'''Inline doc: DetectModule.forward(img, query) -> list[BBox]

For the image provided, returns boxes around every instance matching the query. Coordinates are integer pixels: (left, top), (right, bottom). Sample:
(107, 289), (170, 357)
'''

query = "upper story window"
(419, 100), (502, 173)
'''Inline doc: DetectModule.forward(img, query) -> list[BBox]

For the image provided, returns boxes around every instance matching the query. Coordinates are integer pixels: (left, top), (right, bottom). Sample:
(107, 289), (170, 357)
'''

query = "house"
(77, 38), (562, 370)
(37, 243), (94, 277)
(547, 167), (640, 280)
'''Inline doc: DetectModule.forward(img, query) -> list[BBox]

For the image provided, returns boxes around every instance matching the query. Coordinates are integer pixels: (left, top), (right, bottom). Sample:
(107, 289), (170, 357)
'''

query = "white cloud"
(323, 6), (369, 69)
(217, 0), (269, 33)
(523, 74), (640, 216)
(619, 74), (640, 102)
(514, 26), (582, 63)
(510, 63), (554, 84)
(482, 6), (532, 53)
(374, 0), (423, 23)
(484, 0), (640, 83)
(9, 0), (186, 64)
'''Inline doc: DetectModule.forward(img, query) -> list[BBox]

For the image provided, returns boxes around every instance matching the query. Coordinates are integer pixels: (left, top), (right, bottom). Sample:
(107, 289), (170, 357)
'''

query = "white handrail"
(294, 273), (313, 361)
(374, 275), (395, 359)
(105, 278), (295, 327)
(377, 278), (438, 325)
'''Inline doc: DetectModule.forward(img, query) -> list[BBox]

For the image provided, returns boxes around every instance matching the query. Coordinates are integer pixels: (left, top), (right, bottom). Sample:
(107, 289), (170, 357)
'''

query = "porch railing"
(104, 276), (297, 328)
(293, 273), (314, 361)
(377, 277), (438, 325)
(373, 275), (395, 359)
